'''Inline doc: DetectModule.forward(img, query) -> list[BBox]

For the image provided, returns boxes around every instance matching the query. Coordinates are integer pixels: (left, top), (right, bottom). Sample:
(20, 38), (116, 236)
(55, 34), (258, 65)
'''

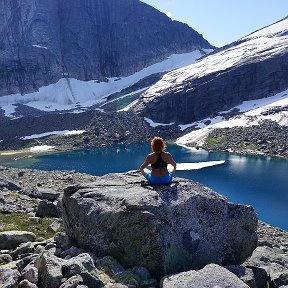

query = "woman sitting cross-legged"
(140, 136), (177, 184)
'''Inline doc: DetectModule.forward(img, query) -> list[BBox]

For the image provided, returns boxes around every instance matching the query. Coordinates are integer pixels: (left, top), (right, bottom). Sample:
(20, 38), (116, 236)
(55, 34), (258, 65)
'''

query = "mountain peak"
(0, 0), (213, 97)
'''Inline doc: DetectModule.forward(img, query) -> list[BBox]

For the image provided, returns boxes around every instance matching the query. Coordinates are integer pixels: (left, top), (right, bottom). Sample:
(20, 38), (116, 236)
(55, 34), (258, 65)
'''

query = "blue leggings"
(145, 172), (173, 184)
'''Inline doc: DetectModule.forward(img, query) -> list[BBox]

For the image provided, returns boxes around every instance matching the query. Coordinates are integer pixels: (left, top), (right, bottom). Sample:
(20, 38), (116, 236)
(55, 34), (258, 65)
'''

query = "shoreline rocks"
(202, 120), (288, 159)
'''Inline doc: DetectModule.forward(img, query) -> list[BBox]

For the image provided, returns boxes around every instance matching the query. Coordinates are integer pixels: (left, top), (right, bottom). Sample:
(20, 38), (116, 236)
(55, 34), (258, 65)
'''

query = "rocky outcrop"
(62, 172), (258, 278)
(0, 0), (213, 97)
(135, 18), (288, 124)
(202, 120), (288, 158)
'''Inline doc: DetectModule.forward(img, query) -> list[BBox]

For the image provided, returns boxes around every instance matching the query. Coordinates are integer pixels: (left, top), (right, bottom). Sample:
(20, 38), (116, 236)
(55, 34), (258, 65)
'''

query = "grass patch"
(205, 135), (226, 145)
(0, 212), (63, 240)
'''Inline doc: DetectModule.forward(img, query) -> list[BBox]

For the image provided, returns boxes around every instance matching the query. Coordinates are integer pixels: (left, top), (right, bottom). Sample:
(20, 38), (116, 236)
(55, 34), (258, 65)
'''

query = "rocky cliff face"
(0, 0), (213, 97)
(135, 18), (288, 124)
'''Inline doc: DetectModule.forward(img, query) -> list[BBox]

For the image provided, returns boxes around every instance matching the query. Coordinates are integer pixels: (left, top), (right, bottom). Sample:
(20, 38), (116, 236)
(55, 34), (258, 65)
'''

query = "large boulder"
(161, 264), (250, 288)
(62, 172), (258, 278)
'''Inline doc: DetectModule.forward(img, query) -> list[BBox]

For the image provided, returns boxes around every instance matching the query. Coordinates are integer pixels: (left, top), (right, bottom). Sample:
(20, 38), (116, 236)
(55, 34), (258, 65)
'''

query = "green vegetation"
(0, 212), (63, 240)
(205, 135), (226, 145)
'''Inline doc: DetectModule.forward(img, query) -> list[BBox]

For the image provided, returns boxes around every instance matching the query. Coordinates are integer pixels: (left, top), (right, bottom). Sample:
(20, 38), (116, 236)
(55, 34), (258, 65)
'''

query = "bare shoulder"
(147, 153), (155, 160)
(162, 151), (172, 160)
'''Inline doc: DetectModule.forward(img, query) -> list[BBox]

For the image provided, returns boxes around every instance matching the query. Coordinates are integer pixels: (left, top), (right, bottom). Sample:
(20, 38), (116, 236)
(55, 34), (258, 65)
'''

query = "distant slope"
(0, 50), (212, 118)
(135, 18), (288, 124)
(0, 0), (213, 98)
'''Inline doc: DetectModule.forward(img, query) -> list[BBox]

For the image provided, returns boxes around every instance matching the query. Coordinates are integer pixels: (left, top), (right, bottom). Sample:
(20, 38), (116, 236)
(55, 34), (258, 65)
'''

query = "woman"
(140, 136), (177, 184)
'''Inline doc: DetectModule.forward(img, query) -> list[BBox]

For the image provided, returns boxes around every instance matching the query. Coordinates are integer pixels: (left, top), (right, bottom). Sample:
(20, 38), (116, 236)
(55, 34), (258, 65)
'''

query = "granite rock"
(161, 264), (250, 288)
(62, 172), (258, 278)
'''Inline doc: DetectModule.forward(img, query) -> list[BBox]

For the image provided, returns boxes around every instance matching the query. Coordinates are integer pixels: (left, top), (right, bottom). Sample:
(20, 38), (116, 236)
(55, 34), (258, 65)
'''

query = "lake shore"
(1, 165), (288, 287)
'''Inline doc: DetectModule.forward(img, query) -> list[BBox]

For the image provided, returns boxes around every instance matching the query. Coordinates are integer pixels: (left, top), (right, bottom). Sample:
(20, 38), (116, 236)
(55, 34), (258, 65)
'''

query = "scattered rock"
(0, 263), (21, 288)
(0, 231), (36, 250)
(226, 265), (260, 288)
(17, 279), (38, 288)
(34, 251), (64, 288)
(59, 274), (84, 288)
(96, 256), (125, 276)
(132, 266), (151, 281)
(47, 219), (64, 233)
(11, 241), (35, 259)
(54, 232), (75, 251)
(21, 264), (38, 284)
(37, 187), (60, 201)
(62, 253), (104, 287)
(0, 253), (13, 264)
(36, 199), (61, 218)
(203, 120), (288, 158)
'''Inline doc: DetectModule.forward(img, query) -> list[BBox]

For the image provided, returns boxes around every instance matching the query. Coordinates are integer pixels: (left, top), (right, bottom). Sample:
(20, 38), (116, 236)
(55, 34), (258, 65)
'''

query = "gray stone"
(35, 245), (45, 254)
(35, 199), (61, 218)
(21, 265), (38, 284)
(0, 253), (13, 264)
(37, 187), (60, 201)
(96, 256), (125, 276)
(131, 266), (151, 281)
(226, 265), (257, 288)
(245, 245), (288, 277)
(47, 219), (63, 233)
(12, 242), (35, 259)
(62, 172), (258, 278)
(161, 264), (250, 288)
(60, 246), (87, 259)
(0, 263), (21, 288)
(0, 231), (36, 250)
(34, 251), (64, 288)
(59, 274), (83, 288)
(0, 176), (22, 191)
(17, 279), (38, 288)
(54, 232), (75, 251)
(62, 253), (103, 287)
(271, 270), (288, 287)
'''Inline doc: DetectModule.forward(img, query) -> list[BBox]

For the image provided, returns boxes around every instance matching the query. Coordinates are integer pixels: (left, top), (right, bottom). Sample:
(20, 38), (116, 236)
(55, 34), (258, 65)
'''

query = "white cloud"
(165, 11), (172, 18)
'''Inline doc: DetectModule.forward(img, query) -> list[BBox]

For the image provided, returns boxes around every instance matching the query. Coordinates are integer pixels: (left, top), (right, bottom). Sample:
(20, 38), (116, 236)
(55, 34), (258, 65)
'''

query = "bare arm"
(140, 155), (152, 176)
(165, 153), (177, 173)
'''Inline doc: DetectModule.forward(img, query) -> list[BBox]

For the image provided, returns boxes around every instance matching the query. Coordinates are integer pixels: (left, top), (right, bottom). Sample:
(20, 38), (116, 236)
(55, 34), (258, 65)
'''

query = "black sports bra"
(151, 152), (168, 169)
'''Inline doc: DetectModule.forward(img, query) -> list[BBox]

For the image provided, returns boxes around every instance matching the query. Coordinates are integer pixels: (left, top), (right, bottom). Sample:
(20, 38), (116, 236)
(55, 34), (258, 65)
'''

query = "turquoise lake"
(1, 144), (288, 231)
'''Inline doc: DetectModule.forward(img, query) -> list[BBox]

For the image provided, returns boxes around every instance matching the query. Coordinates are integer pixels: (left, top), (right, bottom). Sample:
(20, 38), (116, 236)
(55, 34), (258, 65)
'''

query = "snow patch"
(174, 160), (225, 170)
(21, 130), (86, 140)
(144, 117), (174, 128)
(0, 50), (207, 118)
(244, 17), (288, 39)
(32, 44), (48, 49)
(177, 90), (288, 146)
(141, 18), (288, 102)
(30, 145), (55, 152)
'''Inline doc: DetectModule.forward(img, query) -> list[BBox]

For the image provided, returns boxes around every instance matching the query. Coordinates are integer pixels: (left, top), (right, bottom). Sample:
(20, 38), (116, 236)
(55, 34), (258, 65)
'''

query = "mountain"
(135, 17), (288, 124)
(0, 0), (213, 114)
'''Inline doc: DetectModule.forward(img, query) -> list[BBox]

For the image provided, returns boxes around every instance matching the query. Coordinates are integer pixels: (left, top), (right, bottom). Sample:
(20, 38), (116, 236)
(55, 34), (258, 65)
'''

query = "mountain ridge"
(0, 0), (213, 98)
(135, 17), (288, 124)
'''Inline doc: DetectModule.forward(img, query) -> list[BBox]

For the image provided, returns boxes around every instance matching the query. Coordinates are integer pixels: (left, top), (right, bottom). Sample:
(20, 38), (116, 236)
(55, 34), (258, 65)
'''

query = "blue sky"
(140, 0), (288, 47)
